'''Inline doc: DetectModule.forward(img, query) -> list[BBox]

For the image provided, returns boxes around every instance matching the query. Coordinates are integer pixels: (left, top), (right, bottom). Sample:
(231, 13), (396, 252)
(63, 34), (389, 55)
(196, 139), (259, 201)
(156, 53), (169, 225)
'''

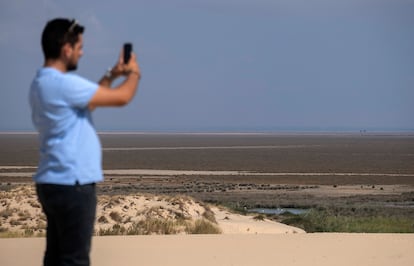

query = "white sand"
(1, 234), (413, 266)
(213, 206), (304, 234)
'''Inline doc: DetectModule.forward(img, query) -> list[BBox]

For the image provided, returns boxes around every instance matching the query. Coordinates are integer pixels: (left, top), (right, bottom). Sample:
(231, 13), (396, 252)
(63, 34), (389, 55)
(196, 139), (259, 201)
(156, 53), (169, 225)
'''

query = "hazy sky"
(1, 0), (413, 132)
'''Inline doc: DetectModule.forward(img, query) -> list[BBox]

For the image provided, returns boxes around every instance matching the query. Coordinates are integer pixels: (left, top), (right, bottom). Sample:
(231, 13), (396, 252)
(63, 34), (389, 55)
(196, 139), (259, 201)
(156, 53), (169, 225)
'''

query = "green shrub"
(282, 209), (414, 233)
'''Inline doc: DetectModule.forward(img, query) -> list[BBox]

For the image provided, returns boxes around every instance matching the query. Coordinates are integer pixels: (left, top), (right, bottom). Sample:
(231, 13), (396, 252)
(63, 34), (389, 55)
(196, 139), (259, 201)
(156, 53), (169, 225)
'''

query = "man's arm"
(89, 53), (141, 109)
(98, 68), (116, 88)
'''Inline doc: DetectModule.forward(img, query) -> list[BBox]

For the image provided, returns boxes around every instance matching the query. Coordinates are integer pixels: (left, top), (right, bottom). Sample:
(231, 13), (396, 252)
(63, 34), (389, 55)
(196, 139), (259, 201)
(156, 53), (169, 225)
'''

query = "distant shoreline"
(1, 131), (414, 136)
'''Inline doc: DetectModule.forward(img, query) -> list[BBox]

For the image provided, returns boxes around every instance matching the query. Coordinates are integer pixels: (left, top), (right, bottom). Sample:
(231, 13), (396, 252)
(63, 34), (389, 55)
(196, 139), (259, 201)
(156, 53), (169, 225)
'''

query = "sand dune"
(0, 186), (303, 236)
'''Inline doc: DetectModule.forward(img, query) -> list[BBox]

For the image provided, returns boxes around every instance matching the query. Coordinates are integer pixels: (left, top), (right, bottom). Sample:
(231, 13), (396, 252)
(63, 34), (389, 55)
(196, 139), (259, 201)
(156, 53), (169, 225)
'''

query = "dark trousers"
(36, 183), (97, 266)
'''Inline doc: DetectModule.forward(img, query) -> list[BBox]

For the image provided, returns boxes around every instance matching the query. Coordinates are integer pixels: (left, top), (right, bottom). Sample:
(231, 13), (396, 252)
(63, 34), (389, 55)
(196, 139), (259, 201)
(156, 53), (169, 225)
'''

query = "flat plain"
(1, 133), (413, 215)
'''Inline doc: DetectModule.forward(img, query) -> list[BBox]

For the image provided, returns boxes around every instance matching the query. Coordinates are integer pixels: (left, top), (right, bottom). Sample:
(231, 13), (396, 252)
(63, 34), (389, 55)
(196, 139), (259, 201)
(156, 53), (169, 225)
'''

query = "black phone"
(123, 43), (133, 64)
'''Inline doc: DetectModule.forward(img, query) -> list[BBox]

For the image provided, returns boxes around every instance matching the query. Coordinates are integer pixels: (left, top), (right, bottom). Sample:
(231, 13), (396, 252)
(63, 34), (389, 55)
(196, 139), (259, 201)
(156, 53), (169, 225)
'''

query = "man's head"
(41, 18), (85, 71)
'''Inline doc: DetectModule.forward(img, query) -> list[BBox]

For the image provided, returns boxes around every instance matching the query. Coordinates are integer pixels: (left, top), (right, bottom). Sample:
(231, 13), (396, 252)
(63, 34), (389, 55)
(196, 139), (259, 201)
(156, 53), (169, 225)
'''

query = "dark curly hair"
(41, 18), (85, 59)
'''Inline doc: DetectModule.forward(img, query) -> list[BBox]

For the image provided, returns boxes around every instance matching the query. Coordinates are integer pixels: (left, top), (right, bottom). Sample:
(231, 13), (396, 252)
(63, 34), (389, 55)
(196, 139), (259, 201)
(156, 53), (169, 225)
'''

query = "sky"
(0, 0), (413, 132)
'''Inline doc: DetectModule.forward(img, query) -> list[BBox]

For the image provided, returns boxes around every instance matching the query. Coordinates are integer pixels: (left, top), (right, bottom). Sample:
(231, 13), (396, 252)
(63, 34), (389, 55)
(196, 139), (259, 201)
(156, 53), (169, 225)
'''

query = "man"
(29, 18), (141, 266)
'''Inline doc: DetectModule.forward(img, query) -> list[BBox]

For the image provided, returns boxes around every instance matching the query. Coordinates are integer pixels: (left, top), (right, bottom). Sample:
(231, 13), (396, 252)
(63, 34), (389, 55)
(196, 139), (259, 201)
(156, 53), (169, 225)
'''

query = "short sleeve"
(61, 74), (99, 109)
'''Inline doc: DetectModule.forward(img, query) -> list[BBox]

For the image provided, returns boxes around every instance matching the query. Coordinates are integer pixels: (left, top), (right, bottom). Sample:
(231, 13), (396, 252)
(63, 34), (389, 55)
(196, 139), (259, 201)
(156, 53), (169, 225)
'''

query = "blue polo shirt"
(29, 67), (103, 185)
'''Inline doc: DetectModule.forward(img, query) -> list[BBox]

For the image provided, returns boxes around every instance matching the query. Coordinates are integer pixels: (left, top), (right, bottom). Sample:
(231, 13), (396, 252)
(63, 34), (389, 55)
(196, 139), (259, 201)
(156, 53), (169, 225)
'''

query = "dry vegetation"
(0, 186), (221, 237)
(95, 193), (221, 235)
(0, 186), (46, 237)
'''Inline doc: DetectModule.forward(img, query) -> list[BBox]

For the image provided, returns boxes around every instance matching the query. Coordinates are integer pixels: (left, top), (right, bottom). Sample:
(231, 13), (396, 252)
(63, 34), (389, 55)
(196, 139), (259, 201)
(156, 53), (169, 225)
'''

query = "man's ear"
(61, 43), (73, 59)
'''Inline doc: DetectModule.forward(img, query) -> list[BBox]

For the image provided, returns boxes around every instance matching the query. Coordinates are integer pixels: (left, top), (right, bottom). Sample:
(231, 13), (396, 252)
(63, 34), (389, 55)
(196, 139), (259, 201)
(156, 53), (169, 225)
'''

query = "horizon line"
(1, 130), (414, 136)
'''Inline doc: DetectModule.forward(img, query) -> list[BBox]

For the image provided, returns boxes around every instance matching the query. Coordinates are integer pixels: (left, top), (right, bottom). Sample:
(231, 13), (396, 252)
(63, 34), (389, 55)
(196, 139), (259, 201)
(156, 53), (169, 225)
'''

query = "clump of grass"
(36, 221), (46, 231)
(9, 219), (22, 226)
(0, 225), (46, 238)
(253, 214), (266, 221)
(17, 210), (31, 221)
(0, 231), (22, 238)
(186, 219), (221, 234)
(131, 218), (182, 235)
(109, 211), (123, 223)
(98, 218), (183, 236)
(29, 200), (41, 208)
(280, 215), (315, 232)
(39, 213), (46, 222)
(97, 215), (109, 224)
(0, 208), (15, 219)
(97, 216), (222, 236)
(202, 206), (217, 224)
(22, 227), (35, 237)
(98, 224), (127, 236)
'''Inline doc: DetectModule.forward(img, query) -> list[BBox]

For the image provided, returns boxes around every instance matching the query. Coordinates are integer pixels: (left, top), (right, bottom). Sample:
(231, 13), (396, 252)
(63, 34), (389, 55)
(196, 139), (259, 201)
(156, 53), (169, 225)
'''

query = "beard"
(66, 54), (79, 71)
(67, 62), (78, 71)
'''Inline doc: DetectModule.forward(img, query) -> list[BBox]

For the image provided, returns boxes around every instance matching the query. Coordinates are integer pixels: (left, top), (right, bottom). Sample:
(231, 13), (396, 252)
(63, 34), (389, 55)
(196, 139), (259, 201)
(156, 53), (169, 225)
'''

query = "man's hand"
(124, 53), (140, 79)
(98, 48), (141, 88)
(107, 48), (141, 80)
(90, 48), (141, 110)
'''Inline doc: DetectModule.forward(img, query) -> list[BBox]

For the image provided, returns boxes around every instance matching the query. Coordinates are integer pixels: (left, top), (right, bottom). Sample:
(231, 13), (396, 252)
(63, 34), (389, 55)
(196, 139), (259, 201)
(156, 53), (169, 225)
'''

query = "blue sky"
(1, 0), (413, 132)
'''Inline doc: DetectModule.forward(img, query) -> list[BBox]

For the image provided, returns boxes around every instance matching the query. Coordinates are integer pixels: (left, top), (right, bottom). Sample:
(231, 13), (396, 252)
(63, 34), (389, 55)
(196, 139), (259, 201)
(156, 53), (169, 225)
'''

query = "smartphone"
(123, 43), (133, 64)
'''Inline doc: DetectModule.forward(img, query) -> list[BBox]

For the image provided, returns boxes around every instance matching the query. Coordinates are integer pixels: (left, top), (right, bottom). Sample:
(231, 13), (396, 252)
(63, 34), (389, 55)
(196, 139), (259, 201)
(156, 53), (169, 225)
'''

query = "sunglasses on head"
(67, 19), (78, 33)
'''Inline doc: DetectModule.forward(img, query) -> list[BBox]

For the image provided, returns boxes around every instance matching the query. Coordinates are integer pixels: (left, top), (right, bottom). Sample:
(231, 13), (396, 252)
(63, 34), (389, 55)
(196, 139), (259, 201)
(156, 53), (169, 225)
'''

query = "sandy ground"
(1, 234), (413, 266)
